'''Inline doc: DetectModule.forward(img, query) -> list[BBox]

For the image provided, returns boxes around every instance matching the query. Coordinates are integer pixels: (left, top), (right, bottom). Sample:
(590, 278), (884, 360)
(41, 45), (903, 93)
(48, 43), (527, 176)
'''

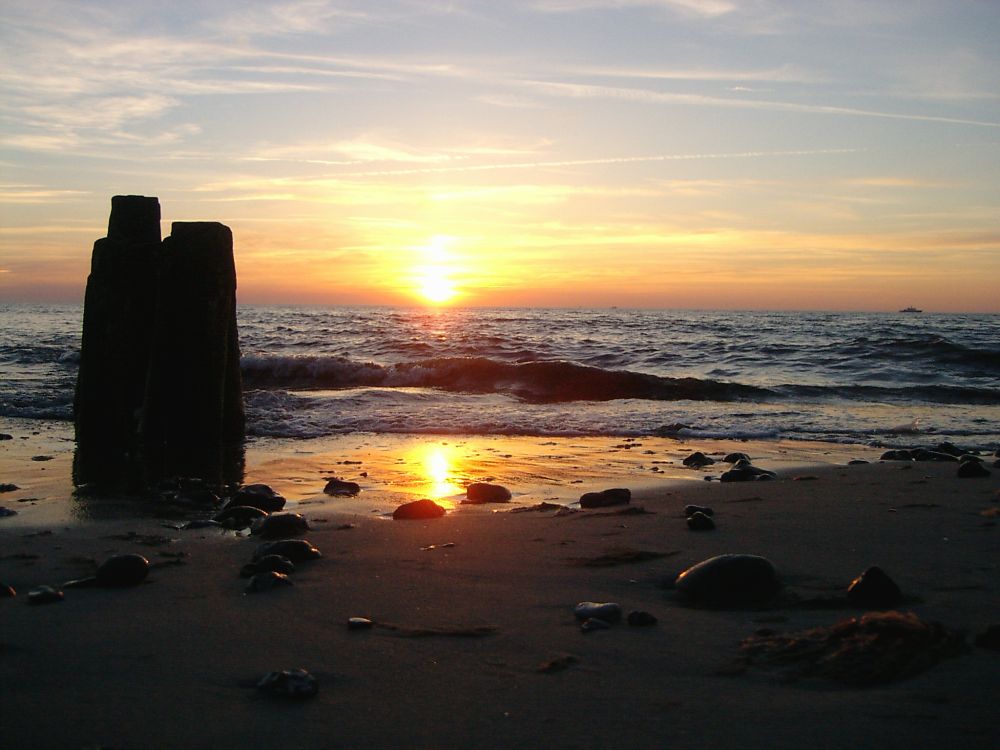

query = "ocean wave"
(241, 355), (771, 403)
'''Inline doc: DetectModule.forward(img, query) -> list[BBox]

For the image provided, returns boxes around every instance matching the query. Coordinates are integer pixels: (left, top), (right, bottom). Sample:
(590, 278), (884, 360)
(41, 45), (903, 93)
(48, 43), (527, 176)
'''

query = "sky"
(1, 0), (999, 311)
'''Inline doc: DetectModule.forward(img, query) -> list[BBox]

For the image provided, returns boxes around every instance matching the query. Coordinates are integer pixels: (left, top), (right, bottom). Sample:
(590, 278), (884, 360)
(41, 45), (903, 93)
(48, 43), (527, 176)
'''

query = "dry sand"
(2, 420), (999, 749)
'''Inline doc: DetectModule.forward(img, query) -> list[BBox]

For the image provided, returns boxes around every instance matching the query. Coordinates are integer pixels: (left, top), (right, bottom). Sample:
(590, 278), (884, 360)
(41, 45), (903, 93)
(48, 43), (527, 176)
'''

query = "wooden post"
(74, 199), (245, 489)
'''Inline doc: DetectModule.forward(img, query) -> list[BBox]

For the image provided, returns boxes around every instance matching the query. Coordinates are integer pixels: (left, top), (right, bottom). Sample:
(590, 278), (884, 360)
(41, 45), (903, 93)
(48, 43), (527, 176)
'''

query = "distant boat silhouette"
(899, 306), (922, 313)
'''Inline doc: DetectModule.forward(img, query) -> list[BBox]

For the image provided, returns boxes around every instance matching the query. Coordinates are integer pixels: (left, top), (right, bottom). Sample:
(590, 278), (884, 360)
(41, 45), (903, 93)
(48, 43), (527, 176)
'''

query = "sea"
(2, 304), (1000, 450)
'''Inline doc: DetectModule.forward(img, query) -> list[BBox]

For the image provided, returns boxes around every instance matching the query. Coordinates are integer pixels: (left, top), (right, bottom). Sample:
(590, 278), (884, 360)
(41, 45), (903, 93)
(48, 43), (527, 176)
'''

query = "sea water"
(2, 304), (999, 449)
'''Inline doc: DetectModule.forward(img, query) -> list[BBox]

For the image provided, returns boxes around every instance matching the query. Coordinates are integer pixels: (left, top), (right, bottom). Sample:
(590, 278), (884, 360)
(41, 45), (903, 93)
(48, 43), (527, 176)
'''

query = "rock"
(0, 507), (17, 518)
(30, 455), (54, 461)
(935, 442), (968, 457)
(323, 478), (361, 496)
(686, 511), (715, 531)
(580, 617), (612, 632)
(1, 582), (16, 597)
(348, 617), (375, 630)
(974, 624), (1000, 650)
(240, 555), (295, 578)
(627, 610), (658, 626)
(256, 668), (318, 699)
(880, 449), (913, 461)
(392, 499), (446, 520)
(579, 488), (631, 509)
(181, 519), (222, 530)
(251, 512), (310, 539)
(741, 611), (964, 686)
(214, 505), (269, 528)
(674, 554), (780, 607)
(245, 571), (293, 593)
(574, 602), (622, 622)
(684, 504), (713, 517)
(28, 586), (64, 605)
(957, 460), (991, 478)
(847, 459), (869, 465)
(0, 433), (12, 440)
(96, 554), (149, 587)
(723, 452), (750, 463)
(957, 454), (982, 463)
(253, 539), (322, 562)
(911, 448), (958, 462)
(0, 483), (19, 493)
(720, 464), (775, 482)
(846, 566), (902, 608)
(464, 482), (512, 504)
(227, 484), (286, 512)
(683, 451), (715, 468)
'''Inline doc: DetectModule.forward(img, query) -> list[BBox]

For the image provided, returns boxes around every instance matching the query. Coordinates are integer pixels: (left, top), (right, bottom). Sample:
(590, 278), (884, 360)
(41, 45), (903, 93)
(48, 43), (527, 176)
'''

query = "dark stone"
(720, 466), (776, 482)
(0, 507), (17, 518)
(723, 452), (751, 463)
(684, 504), (713, 517)
(0, 483), (19, 493)
(348, 617), (375, 630)
(323, 478), (361, 496)
(574, 602), (622, 622)
(228, 484), (285, 512)
(957, 461), (991, 478)
(579, 487), (631, 508)
(686, 511), (715, 530)
(934, 442), (968, 457)
(245, 571), (293, 593)
(911, 448), (958, 462)
(957, 454), (982, 463)
(464, 482), (512, 504)
(974, 624), (1000, 650)
(241, 555), (295, 578)
(683, 451), (715, 468)
(393, 498), (446, 520)
(215, 504), (269, 527)
(96, 554), (150, 587)
(257, 669), (318, 699)
(252, 512), (310, 539)
(27, 586), (64, 605)
(0, 433), (12, 440)
(880, 450), (913, 461)
(846, 566), (902, 608)
(674, 554), (780, 607)
(253, 539), (321, 562)
(847, 459), (869, 465)
(627, 610), (658, 626)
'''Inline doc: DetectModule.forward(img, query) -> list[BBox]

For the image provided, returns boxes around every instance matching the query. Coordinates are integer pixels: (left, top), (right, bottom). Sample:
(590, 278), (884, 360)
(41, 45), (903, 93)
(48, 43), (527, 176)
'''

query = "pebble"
(253, 539), (322, 562)
(686, 511), (715, 531)
(240, 555), (295, 578)
(392, 498), (446, 520)
(847, 459), (870, 465)
(0, 483), (19, 493)
(723, 452), (751, 464)
(674, 554), (780, 607)
(574, 601), (622, 622)
(256, 668), (318, 699)
(627, 610), (658, 627)
(846, 566), (902, 608)
(214, 505), (269, 528)
(684, 504), (714, 517)
(252, 512), (310, 539)
(957, 460), (991, 478)
(245, 571), (293, 593)
(96, 554), (149, 587)
(463, 482), (512, 504)
(27, 585), (64, 605)
(579, 488), (631, 509)
(227, 484), (286, 513)
(0, 507), (18, 517)
(323, 478), (361, 496)
(347, 616), (375, 630)
(0, 433), (12, 440)
(880, 449), (914, 461)
(580, 617), (612, 632)
(682, 451), (715, 468)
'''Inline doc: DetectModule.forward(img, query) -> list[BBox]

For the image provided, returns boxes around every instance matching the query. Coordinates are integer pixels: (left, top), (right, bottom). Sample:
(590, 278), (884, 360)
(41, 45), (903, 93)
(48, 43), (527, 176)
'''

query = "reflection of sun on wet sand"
(2, 421), (999, 749)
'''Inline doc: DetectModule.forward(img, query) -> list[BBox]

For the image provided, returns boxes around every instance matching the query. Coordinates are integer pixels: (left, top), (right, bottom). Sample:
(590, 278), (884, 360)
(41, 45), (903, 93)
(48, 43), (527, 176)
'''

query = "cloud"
(530, 0), (737, 18)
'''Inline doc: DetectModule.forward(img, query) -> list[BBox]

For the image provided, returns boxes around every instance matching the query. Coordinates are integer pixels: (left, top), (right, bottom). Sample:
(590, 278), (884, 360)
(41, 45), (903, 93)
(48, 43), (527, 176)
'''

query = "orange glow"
(412, 235), (460, 305)
(403, 443), (464, 504)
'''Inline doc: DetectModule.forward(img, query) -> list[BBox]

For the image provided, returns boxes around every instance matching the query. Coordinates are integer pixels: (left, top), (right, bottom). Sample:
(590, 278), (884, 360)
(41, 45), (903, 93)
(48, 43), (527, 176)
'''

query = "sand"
(2, 420), (999, 749)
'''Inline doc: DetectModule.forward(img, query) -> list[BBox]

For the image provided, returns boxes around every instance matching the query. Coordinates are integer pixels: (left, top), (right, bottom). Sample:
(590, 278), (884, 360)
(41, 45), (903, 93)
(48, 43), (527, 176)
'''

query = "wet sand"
(2, 420), (999, 749)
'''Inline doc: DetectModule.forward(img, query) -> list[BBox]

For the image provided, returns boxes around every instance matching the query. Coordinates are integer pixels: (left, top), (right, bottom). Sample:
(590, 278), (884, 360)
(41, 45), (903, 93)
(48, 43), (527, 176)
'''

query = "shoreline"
(2, 417), (999, 748)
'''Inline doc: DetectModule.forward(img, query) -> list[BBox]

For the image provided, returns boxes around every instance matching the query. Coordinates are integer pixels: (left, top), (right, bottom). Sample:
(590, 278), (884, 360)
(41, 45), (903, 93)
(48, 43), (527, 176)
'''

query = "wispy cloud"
(530, 0), (737, 18)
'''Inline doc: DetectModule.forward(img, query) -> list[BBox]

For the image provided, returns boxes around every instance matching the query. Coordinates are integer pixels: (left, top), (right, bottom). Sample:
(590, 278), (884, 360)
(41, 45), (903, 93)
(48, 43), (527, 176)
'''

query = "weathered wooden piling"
(74, 198), (245, 488)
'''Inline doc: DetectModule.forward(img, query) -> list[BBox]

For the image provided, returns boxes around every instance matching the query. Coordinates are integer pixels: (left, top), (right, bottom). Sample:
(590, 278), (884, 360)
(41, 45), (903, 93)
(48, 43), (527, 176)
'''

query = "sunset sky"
(1, 0), (998, 311)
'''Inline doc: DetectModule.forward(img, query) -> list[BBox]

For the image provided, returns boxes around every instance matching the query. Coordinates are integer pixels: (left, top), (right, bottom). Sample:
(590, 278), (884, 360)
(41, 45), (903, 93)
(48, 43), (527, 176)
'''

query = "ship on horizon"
(899, 306), (923, 313)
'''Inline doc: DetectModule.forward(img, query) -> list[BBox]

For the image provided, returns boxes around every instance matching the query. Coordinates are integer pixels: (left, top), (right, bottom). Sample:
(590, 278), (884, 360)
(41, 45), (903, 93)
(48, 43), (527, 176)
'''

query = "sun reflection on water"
(407, 443), (464, 505)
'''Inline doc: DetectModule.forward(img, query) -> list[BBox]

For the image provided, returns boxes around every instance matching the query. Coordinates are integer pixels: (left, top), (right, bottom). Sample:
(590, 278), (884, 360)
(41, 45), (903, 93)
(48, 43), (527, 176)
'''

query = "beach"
(2, 421), (998, 749)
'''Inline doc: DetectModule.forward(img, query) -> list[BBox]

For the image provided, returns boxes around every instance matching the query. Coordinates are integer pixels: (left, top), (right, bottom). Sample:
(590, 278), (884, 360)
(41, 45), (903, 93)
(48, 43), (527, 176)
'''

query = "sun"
(412, 235), (460, 305)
